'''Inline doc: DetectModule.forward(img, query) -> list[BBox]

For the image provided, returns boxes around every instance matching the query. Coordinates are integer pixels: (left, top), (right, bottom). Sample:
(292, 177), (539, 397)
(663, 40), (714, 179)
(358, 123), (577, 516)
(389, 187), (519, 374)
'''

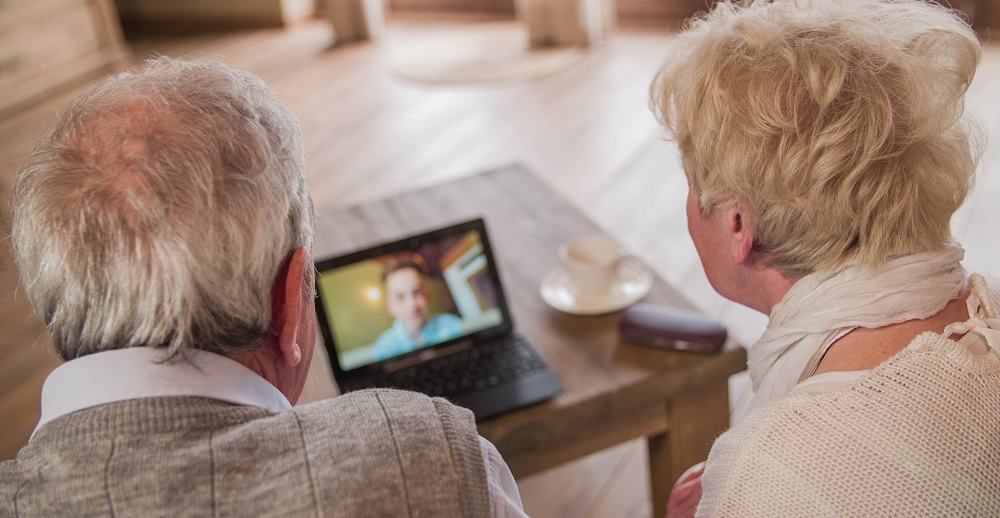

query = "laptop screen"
(314, 218), (512, 373)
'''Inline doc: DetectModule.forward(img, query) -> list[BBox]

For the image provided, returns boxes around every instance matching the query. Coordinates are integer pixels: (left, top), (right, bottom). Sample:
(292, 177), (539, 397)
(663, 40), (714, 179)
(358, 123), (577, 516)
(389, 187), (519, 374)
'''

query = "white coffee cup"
(559, 234), (624, 297)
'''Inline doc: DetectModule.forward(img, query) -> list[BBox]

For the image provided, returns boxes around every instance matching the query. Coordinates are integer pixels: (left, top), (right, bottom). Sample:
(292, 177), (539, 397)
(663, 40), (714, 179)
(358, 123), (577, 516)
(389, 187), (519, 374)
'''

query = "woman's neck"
(813, 286), (971, 375)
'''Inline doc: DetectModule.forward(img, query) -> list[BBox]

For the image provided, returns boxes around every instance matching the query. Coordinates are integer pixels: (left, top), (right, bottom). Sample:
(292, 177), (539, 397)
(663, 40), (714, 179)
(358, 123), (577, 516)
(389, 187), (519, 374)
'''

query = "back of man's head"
(12, 57), (315, 361)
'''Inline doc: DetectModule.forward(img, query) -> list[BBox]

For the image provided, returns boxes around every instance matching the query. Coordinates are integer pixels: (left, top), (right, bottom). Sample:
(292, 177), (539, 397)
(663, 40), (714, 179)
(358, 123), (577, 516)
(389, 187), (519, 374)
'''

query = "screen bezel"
(314, 217), (514, 380)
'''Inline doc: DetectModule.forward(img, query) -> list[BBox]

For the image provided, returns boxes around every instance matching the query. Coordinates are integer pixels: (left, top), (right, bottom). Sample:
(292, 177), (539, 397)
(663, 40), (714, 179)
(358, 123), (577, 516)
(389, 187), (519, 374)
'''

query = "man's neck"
(404, 319), (426, 341)
(227, 339), (304, 405)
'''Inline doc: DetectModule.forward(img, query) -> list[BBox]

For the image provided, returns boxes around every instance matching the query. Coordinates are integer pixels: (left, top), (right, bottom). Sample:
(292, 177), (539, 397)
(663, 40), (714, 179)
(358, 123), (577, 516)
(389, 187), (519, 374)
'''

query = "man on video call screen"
(316, 229), (505, 370)
(372, 254), (464, 359)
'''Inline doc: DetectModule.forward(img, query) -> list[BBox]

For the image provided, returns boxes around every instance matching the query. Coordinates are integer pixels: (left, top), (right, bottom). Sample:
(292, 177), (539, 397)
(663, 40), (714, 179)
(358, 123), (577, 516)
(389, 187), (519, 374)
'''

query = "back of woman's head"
(652, 0), (982, 275)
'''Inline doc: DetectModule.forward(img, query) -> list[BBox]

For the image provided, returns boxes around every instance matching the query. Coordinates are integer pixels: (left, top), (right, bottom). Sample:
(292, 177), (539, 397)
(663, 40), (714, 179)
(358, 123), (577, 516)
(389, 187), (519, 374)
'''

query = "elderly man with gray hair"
(0, 57), (526, 517)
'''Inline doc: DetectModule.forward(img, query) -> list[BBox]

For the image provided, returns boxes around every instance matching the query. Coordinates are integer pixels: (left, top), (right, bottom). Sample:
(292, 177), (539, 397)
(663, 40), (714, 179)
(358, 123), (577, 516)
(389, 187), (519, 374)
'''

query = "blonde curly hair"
(651, 0), (982, 275)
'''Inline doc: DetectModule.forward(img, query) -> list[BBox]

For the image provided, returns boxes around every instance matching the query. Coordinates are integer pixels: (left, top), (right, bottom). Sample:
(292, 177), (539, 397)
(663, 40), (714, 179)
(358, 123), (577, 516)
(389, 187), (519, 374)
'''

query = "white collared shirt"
(34, 347), (527, 517)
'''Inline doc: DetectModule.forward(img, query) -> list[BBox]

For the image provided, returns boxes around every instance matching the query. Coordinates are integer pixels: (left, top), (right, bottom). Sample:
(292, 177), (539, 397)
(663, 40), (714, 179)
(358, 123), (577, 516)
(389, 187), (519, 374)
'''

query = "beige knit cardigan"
(698, 276), (1000, 516)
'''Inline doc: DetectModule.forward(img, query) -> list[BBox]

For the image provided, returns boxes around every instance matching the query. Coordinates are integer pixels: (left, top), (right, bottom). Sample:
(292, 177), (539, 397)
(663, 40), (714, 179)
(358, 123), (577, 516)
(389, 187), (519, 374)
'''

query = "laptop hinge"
(382, 340), (474, 373)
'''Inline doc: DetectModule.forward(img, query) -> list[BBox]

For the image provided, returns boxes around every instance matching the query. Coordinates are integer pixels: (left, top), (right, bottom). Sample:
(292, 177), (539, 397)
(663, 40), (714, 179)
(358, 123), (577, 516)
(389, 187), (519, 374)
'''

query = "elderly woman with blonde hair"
(651, 0), (1000, 514)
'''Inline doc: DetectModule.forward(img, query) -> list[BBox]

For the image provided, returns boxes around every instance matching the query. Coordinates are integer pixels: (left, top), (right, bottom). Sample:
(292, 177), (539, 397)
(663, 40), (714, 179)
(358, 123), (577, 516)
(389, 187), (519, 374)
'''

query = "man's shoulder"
(289, 390), (483, 470)
(297, 388), (473, 415)
(372, 322), (412, 356)
(428, 313), (464, 335)
(372, 325), (398, 346)
(296, 388), (433, 411)
(293, 389), (477, 430)
(4, 392), (492, 516)
(433, 313), (462, 325)
(290, 390), (492, 516)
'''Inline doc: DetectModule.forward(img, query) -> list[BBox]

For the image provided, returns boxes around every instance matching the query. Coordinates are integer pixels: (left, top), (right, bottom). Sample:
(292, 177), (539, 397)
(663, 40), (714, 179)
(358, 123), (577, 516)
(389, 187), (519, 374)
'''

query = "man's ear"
(727, 204), (755, 265)
(271, 247), (310, 367)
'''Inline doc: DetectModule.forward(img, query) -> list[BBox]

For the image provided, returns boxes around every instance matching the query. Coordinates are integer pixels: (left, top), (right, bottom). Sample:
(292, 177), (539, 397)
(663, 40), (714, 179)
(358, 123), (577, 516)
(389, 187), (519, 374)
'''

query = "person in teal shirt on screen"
(373, 256), (464, 360)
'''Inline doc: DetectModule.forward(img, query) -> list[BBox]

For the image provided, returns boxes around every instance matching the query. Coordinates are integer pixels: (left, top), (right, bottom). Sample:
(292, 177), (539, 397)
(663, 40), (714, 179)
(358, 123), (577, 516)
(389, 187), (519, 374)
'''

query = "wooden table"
(307, 164), (747, 517)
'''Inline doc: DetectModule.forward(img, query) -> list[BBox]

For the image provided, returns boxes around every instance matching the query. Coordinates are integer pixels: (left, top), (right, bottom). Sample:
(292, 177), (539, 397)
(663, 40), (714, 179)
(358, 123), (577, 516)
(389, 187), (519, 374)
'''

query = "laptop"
(314, 217), (563, 420)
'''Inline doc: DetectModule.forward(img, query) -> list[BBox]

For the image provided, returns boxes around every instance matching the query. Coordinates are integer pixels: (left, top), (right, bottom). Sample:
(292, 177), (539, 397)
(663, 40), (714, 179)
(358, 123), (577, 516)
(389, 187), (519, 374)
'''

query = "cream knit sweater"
(698, 276), (1000, 516)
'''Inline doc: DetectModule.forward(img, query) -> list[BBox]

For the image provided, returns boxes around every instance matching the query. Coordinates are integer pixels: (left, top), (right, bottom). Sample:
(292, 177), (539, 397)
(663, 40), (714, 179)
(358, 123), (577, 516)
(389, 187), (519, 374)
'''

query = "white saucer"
(540, 257), (653, 316)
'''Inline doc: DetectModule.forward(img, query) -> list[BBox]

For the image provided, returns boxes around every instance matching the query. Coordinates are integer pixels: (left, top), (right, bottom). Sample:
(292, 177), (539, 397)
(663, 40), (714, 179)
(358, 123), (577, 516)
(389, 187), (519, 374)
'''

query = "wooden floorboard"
(1, 14), (998, 518)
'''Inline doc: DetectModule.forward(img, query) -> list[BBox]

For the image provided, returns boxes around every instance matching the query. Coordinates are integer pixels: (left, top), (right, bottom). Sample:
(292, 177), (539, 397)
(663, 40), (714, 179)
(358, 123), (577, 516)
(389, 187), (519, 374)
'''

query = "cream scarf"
(748, 244), (967, 410)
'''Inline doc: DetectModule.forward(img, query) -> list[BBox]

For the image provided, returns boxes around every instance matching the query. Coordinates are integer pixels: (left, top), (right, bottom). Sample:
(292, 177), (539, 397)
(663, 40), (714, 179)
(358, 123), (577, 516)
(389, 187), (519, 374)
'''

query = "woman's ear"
(727, 205), (755, 265)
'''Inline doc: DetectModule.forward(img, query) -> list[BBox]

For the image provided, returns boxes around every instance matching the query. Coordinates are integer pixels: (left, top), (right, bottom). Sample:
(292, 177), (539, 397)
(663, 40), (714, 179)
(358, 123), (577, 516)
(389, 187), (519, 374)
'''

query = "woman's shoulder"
(969, 273), (1000, 317)
(813, 274), (994, 375)
(702, 329), (1000, 514)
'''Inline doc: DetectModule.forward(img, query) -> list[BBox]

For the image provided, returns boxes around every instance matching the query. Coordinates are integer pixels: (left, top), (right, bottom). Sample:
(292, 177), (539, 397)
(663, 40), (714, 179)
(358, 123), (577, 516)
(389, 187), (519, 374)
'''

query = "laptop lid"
(314, 218), (515, 383)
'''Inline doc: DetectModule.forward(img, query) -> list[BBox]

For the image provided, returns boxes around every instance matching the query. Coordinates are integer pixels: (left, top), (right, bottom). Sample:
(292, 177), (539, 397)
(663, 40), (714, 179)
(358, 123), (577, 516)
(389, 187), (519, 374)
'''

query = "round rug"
(387, 21), (587, 85)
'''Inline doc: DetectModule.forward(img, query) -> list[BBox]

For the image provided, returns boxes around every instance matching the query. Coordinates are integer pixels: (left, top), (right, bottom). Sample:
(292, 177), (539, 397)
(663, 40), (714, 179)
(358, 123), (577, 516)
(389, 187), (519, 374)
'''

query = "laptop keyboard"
(354, 334), (549, 399)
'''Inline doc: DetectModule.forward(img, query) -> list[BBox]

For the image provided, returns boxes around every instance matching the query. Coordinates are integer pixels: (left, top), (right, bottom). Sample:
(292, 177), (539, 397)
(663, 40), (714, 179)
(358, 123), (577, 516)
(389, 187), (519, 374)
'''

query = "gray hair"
(11, 57), (315, 360)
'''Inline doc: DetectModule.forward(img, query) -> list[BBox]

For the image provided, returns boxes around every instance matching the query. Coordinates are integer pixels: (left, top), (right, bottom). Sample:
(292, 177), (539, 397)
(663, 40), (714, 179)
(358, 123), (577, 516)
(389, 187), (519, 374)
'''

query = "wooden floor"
(1, 14), (998, 518)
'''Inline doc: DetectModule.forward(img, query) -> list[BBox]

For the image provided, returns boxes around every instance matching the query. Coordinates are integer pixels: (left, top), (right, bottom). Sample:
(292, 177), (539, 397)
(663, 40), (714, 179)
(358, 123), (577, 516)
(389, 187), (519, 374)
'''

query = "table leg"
(647, 381), (730, 517)
(516, 0), (606, 47)
(322, 0), (384, 44)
